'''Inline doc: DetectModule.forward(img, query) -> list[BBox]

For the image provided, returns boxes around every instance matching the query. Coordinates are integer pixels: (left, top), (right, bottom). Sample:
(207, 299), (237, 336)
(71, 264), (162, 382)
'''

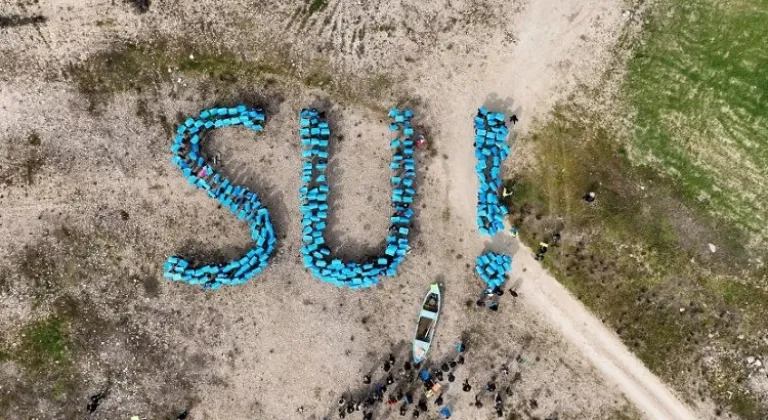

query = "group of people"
(334, 343), (472, 419)
(298, 108), (418, 288)
(333, 341), (520, 419)
(164, 105), (277, 290)
(474, 107), (512, 236)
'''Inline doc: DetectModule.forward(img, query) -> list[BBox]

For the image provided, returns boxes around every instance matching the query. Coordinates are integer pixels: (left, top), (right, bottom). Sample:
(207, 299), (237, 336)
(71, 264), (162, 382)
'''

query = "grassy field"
(626, 0), (768, 244)
(510, 0), (768, 418)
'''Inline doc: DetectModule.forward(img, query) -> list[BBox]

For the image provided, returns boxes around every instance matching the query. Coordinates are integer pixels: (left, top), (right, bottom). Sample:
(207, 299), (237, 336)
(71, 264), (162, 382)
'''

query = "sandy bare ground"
(0, 0), (711, 419)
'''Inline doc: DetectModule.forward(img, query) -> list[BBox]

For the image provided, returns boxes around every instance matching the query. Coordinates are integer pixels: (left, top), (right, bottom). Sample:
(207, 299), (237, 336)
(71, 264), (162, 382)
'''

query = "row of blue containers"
(475, 252), (512, 289)
(163, 106), (277, 290)
(298, 108), (417, 288)
(474, 107), (511, 235)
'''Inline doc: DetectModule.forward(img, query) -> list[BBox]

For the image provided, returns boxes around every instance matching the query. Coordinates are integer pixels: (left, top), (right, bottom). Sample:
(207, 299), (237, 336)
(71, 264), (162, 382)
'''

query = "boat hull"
(412, 284), (441, 364)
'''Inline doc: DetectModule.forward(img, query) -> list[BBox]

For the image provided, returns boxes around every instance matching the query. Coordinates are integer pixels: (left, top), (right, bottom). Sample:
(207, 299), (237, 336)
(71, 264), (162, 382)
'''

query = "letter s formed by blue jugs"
(163, 105), (418, 290)
(163, 106), (276, 290)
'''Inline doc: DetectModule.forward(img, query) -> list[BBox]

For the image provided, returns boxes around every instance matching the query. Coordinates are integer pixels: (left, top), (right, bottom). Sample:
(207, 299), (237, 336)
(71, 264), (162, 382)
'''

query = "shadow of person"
(482, 93), (518, 118)
(481, 232), (520, 257)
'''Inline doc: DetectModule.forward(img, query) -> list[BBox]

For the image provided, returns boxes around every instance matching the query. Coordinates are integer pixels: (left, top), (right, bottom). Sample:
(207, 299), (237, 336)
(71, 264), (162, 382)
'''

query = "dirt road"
(507, 237), (700, 420)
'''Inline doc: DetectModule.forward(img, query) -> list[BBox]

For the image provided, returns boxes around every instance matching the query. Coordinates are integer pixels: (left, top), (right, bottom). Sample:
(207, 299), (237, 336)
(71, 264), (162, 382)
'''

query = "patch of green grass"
(307, 0), (328, 15)
(514, 103), (767, 416)
(67, 39), (289, 111)
(0, 303), (87, 417)
(176, 49), (288, 82)
(66, 37), (400, 113)
(67, 39), (292, 112)
(706, 358), (768, 420)
(1, 226), (194, 418)
(626, 0), (768, 238)
(16, 317), (71, 372)
(67, 41), (164, 106)
(702, 276), (768, 333)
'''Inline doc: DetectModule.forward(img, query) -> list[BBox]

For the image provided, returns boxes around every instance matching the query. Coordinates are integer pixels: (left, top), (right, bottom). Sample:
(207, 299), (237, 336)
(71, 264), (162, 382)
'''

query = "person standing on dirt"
(486, 381), (497, 392)
(418, 399), (428, 412)
(509, 114), (519, 125)
(535, 242), (549, 261)
(375, 384), (386, 400)
(462, 380), (472, 392)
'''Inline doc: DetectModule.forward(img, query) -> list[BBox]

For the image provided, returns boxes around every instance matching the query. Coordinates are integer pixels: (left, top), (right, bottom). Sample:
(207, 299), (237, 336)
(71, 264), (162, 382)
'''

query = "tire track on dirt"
(509, 238), (700, 420)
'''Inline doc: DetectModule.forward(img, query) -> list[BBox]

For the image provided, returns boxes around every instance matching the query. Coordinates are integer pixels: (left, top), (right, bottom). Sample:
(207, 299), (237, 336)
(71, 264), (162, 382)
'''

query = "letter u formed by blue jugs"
(163, 105), (276, 290)
(474, 107), (511, 236)
(298, 108), (416, 289)
(475, 252), (512, 289)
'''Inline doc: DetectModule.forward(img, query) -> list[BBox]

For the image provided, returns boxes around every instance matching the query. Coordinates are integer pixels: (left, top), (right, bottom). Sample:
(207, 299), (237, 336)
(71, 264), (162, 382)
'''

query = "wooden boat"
(413, 283), (441, 364)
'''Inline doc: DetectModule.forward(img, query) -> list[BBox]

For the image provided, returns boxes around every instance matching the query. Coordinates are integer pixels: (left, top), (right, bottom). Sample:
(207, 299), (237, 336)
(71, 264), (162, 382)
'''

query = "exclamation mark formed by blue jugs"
(473, 107), (514, 294)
